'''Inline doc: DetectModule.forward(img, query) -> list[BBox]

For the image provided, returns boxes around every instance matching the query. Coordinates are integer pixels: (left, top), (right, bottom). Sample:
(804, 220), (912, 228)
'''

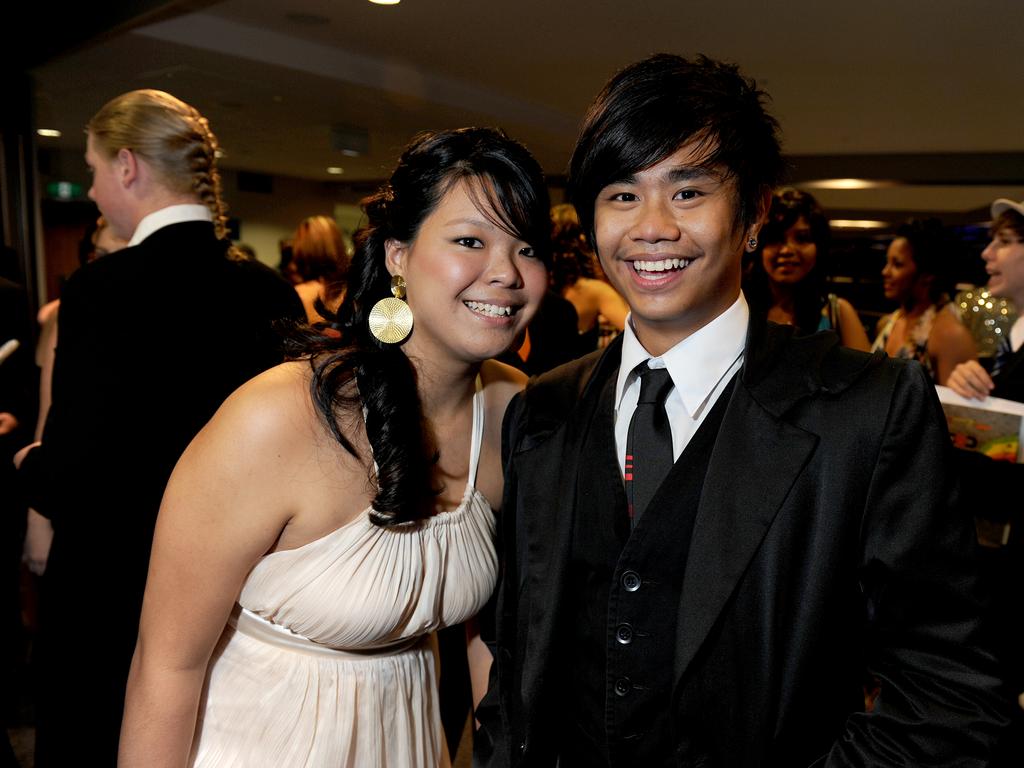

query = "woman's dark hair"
(549, 203), (598, 293)
(567, 53), (784, 246)
(291, 127), (550, 526)
(894, 218), (954, 306)
(744, 188), (832, 335)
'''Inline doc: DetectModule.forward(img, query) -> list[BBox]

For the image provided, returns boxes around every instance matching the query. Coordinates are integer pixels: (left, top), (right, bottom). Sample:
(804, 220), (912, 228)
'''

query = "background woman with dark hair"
(119, 127), (549, 767)
(745, 187), (870, 350)
(291, 214), (350, 323)
(872, 218), (976, 384)
(549, 203), (628, 350)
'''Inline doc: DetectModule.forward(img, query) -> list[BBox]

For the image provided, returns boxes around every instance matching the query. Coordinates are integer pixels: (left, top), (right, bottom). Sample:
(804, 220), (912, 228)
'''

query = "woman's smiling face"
(881, 237), (919, 303)
(761, 216), (817, 287)
(386, 177), (548, 365)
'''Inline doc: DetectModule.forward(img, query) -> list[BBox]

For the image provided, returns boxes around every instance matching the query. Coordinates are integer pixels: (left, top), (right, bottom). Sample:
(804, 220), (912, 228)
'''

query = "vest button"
(614, 677), (631, 696)
(621, 570), (641, 591)
(615, 623), (634, 644)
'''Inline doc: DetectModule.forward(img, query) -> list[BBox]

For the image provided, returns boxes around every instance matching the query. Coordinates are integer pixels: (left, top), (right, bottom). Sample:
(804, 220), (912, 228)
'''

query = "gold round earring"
(368, 275), (414, 344)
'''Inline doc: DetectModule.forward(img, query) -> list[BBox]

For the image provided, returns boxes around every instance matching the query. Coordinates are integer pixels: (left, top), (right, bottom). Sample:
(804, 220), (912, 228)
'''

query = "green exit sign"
(46, 181), (84, 199)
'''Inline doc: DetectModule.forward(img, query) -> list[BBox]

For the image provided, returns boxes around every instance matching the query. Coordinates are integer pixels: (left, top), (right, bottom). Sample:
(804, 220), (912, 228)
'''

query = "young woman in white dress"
(118, 128), (551, 767)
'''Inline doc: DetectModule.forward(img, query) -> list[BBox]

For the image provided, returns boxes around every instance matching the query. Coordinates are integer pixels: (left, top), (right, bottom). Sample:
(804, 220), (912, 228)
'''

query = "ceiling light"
(830, 219), (890, 229)
(802, 178), (887, 190)
(368, 0), (401, 5)
(37, 128), (62, 138)
(327, 167), (344, 175)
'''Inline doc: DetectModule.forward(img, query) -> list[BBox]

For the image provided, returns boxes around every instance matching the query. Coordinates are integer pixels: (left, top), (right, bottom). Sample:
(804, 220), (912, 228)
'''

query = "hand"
(945, 360), (994, 400)
(13, 440), (40, 469)
(23, 508), (53, 575)
(0, 412), (17, 435)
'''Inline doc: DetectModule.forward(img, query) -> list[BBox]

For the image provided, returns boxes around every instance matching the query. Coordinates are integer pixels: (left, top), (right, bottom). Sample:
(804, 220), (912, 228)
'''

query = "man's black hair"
(567, 53), (784, 243)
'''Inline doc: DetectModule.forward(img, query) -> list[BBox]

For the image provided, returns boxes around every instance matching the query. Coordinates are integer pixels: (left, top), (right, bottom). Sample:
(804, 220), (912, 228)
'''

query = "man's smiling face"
(593, 141), (749, 356)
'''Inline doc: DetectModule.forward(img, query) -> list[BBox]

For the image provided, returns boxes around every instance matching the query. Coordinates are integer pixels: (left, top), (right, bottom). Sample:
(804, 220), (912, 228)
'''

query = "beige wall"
(223, 170), (368, 268)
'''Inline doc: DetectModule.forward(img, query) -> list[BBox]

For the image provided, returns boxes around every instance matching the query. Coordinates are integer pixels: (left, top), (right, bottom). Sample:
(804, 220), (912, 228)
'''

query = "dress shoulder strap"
(827, 293), (841, 333)
(871, 310), (900, 353)
(467, 375), (485, 489)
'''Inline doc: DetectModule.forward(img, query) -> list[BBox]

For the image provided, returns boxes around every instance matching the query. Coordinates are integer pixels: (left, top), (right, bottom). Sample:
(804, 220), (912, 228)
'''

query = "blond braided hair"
(87, 89), (230, 239)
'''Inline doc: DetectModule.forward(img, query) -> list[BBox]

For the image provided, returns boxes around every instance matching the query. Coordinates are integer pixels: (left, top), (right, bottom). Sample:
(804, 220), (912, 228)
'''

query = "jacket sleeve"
(473, 391), (528, 768)
(825, 361), (1013, 766)
(15, 273), (87, 519)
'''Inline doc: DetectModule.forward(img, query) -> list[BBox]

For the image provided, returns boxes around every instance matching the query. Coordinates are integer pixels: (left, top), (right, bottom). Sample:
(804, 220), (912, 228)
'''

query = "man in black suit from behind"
(475, 54), (1012, 766)
(15, 89), (303, 766)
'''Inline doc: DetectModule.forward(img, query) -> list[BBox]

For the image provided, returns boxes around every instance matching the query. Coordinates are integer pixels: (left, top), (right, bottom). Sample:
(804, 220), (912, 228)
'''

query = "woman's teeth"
(465, 300), (512, 317)
(633, 258), (691, 272)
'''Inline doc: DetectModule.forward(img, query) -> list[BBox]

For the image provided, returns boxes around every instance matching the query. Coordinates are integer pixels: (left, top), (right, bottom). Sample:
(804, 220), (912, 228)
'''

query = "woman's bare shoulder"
(929, 306), (973, 345)
(480, 359), (528, 412)
(196, 361), (323, 457)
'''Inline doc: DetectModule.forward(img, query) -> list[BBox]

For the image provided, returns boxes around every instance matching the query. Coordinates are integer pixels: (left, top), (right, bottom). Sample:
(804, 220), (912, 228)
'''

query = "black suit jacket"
(477, 321), (1010, 767)
(992, 342), (1024, 402)
(16, 220), (304, 765)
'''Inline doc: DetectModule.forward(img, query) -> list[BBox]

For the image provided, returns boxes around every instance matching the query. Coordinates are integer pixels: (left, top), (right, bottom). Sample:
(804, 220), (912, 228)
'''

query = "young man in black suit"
(947, 197), (1024, 753)
(476, 54), (1011, 767)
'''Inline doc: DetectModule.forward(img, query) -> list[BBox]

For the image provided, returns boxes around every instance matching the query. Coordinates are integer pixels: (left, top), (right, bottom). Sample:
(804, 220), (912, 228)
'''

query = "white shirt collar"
(1010, 315), (1024, 353)
(615, 293), (749, 417)
(128, 204), (213, 247)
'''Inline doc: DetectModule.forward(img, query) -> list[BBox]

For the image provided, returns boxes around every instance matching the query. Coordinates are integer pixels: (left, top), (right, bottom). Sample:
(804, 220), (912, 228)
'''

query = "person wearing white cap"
(947, 198), (1024, 401)
(948, 198), (1024, 739)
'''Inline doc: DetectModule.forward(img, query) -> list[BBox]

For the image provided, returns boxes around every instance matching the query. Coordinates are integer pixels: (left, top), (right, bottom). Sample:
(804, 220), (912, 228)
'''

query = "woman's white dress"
(189, 384), (496, 766)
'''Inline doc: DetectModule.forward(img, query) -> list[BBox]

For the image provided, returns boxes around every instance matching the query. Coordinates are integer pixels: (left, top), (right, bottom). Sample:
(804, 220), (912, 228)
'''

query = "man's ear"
(384, 238), (406, 277)
(746, 189), (773, 248)
(116, 148), (139, 188)
(755, 188), (772, 223)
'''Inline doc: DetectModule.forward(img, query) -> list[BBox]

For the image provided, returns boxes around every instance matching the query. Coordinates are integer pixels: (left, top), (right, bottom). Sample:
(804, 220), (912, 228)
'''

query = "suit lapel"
(670, 321), (847, 683)
(673, 379), (818, 681)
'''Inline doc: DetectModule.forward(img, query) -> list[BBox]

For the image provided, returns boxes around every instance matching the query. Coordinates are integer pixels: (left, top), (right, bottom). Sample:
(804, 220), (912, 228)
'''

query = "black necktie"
(625, 365), (674, 526)
(992, 334), (1013, 378)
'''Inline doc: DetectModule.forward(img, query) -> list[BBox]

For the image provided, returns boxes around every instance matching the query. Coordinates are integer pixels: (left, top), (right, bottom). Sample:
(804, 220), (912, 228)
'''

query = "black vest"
(557, 373), (735, 767)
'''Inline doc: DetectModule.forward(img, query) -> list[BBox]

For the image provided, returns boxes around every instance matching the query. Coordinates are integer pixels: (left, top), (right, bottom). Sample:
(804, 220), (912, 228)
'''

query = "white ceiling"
(30, 0), (1024, 217)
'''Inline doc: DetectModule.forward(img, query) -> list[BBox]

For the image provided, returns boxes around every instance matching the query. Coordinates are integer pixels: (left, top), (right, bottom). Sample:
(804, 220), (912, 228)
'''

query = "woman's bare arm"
(119, 366), (314, 767)
(836, 298), (871, 352)
(929, 312), (978, 386)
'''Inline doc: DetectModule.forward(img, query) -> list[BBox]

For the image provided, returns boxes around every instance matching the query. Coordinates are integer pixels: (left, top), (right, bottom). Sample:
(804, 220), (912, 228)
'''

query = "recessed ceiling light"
(37, 128), (62, 138)
(802, 178), (890, 190)
(369, 0), (401, 5)
(830, 219), (890, 229)
(327, 167), (344, 175)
